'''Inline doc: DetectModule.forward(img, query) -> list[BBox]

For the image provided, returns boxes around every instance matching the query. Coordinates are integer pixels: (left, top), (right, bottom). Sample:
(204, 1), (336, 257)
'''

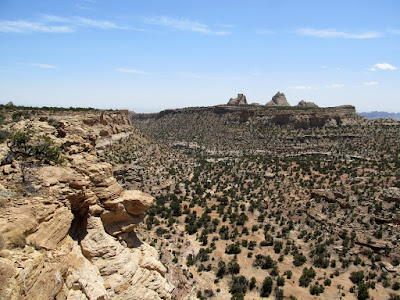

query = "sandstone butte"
(0, 110), (173, 300)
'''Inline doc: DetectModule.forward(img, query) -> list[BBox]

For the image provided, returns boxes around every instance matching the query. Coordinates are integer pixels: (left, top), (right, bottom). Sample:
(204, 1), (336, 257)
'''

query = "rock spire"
(266, 92), (290, 107)
(228, 94), (247, 105)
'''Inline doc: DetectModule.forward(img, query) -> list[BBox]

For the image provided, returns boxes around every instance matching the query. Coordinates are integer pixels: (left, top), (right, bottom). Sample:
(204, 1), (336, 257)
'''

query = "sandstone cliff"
(132, 104), (359, 128)
(130, 104), (372, 158)
(0, 110), (173, 300)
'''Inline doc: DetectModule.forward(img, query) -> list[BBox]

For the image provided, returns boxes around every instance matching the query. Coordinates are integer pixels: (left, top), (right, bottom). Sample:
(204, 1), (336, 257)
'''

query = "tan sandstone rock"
(26, 206), (74, 250)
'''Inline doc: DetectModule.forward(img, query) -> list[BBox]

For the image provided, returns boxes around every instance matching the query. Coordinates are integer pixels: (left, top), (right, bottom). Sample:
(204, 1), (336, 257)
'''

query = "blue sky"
(0, 0), (399, 112)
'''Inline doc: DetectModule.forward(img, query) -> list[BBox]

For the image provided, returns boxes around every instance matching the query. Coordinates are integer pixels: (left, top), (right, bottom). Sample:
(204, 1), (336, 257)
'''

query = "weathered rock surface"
(80, 216), (171, 299)
(227, 94), (247, 105)
(0, 110), (173, 300)
(296, 100), (319, 108)
(266, 92), (291, 106)
(26, 206), (74, 250)
(131, 103), (364, 158)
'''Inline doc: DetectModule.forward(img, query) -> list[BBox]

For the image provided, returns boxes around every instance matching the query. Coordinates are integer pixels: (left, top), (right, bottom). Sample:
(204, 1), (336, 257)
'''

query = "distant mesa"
(296, 100), (319, 108)
(266, 92), (291, 107)
(228, 94), (247, 105)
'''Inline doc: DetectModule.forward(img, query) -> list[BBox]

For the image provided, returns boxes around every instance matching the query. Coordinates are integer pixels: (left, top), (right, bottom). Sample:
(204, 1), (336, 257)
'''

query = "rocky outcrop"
(227, 94), (247, 105)
(132, 104), (359, 129)
(130, 104), (365, 158)
(296, 100), (318, 108)
(355, 234), (392, 252)
(381, 187), (400, 203)
(311, 189), (352, 208)
(266, 92), (290, 107)
(0, 110), (173, 300)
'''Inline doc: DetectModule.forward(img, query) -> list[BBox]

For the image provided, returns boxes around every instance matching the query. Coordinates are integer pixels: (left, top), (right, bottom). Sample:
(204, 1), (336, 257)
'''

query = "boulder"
(26, 206), (74, 250)
(101, 190), (154, 236)
(122, 190), (154, 215)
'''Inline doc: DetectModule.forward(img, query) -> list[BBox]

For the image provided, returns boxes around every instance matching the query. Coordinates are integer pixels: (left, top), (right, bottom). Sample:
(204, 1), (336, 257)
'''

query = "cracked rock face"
(0, 110), (173, 300)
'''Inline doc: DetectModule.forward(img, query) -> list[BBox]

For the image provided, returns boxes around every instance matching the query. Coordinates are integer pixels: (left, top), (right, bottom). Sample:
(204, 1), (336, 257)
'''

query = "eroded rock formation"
(227, 94), (247, 105)
(0, 110), (173, 300)
(266, 92), (291, 106)
(296, 100), (319, 108)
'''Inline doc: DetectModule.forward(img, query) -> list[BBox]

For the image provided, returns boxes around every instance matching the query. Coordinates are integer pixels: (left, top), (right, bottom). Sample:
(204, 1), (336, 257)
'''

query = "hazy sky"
(0, 0), (399, 112)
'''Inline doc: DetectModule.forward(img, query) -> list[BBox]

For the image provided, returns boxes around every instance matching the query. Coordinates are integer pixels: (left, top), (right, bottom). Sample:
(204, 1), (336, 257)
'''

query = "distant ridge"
(358, 111), (400, 120)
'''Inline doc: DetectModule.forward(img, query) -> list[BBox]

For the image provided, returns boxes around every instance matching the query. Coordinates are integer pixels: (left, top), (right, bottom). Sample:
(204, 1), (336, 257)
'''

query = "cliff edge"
(0, 109), (173, 300)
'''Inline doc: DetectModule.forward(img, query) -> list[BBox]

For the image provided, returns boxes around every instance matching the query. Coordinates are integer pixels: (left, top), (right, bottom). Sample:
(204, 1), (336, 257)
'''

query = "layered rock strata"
(0, 110), (172, 300)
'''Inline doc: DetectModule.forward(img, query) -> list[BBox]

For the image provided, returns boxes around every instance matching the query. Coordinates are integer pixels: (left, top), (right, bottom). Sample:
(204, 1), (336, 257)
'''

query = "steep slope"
(121, 105), (400, 299)
(0, 109), (173, 300)
(131, 104), (376, 158)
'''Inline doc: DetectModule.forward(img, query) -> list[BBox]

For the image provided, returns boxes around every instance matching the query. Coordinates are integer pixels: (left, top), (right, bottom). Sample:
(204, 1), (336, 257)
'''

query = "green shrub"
(228, 260), (240, 274)
(6, 129), (63, 165)
(217, 261), (226, 278)
(299, 267), (316, 287)
(310, 283), (324, 295)
(231, 292), (244, 300)
(275, 288), (284, 300)
(34, 135), (63, 164)
(324, 278), (332, 286)
(389, 293), (400, 300)
(293, 252), (307, 267)
(350, 271), (364, 285)
(260, 277), (273, 297)
(357, 282), (369, 300)
(254, 254), (275, 269)
(284, 270), (293, 279)
(277, 276), (285, 286)
(0, 130), (9, 143)
(230, 276), (248, 295)
(249, 277), (256, 290)
(226, 242), (241, 254)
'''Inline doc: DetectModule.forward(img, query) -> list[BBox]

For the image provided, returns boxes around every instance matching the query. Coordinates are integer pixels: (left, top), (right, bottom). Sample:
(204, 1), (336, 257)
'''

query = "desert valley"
(0, 92), (399, 300)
